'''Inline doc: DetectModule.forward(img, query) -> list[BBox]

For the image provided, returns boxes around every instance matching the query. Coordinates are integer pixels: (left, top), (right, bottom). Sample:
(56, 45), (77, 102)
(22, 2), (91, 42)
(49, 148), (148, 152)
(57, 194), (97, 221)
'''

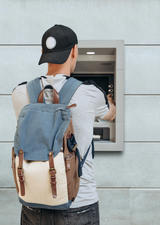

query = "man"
(12, 24), (116, 225)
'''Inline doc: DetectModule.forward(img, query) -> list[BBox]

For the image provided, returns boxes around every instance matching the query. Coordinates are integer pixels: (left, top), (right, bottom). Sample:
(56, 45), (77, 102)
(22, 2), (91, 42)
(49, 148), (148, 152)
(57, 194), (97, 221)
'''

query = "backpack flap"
(14, 103), (71, 160)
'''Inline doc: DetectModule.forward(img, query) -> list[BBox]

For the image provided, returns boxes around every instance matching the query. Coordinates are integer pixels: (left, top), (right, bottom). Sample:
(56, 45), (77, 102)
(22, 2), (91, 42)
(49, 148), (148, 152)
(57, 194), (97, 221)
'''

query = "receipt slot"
(71, 40), (124, 151)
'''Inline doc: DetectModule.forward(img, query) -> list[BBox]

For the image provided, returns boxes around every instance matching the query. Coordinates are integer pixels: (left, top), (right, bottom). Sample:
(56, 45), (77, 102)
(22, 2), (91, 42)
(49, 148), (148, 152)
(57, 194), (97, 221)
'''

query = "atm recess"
(71, 40), (124, 151)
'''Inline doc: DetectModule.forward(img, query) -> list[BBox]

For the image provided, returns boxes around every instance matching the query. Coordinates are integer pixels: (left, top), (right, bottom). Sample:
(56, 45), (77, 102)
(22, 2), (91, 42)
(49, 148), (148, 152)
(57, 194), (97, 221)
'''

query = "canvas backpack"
(11, 76), (94, 210)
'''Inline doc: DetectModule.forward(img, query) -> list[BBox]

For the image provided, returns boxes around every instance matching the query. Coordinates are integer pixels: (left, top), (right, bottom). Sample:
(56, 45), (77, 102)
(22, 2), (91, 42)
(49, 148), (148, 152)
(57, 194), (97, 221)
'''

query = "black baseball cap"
(38, 24), (78, 65)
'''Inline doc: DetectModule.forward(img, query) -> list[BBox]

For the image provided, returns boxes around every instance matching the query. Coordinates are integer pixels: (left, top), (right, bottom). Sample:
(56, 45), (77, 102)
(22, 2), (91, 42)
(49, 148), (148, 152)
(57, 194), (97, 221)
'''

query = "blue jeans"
(20, 201), (100, 225)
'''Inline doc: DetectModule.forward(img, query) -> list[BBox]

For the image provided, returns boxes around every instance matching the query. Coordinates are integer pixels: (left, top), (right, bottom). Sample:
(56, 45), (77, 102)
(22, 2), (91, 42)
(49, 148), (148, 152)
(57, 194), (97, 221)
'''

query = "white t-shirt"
(12, 73), (109, 208)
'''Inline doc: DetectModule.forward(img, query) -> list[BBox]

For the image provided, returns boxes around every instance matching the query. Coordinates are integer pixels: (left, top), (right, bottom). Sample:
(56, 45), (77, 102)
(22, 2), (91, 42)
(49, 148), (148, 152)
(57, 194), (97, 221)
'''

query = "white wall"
(0, 1), (160, 224)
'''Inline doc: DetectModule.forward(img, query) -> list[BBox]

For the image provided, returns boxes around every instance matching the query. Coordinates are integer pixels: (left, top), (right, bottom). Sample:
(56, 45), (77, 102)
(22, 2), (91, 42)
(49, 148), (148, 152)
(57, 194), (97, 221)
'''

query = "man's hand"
(107, 93), (116, 106)
(102, 94), (116, 121)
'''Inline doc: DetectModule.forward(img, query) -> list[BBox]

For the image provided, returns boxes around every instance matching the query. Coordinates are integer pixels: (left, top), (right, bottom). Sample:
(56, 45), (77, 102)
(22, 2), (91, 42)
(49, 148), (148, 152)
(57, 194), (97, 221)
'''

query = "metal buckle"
(17, 167), (24, 182)
(49, 168), (56, 178)
(49, 168), (56, 173)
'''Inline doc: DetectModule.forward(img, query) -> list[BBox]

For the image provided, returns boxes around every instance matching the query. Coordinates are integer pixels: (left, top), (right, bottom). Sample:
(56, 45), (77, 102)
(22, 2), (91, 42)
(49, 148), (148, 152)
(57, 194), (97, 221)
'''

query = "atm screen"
(71, 74), (114, 96)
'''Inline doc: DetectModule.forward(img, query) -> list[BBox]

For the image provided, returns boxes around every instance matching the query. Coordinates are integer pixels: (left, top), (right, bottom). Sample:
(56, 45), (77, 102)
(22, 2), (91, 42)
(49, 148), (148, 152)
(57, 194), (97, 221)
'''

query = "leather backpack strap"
(17, 149), (25, 196)
(48, 152), (57, 198)
(11, 147), (19, 193)
(37, 86), (60, 103)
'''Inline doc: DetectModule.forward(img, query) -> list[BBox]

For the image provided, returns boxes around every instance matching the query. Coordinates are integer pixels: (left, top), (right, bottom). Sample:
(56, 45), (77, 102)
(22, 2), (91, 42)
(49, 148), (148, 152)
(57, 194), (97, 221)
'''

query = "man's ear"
(71, 44), (77, 58)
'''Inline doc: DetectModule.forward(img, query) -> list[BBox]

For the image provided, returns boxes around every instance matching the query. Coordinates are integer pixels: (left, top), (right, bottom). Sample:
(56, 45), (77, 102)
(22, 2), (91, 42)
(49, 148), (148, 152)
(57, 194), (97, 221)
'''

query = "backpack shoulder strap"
(59, 77), (82, 105)
(76, 138), (95, 177)
(26, 77), (42, 103)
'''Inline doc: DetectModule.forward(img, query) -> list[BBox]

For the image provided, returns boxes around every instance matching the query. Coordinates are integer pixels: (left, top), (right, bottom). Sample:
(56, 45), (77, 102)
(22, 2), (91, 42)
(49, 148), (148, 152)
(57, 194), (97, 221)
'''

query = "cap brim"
(38, 48), (72, 65)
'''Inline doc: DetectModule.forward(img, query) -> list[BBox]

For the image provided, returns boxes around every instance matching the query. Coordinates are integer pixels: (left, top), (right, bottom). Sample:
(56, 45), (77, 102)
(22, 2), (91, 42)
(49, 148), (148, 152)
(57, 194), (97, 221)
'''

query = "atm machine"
(71, 40), (124, 151)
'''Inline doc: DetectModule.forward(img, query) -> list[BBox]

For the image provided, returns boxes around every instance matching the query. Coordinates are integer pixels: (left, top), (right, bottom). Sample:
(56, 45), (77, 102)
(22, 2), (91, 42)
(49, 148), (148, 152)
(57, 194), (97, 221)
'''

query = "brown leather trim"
(37, 88), (59, 104)
(48, 152), (57, 198)
(63, 135), (69, 155)
(37, 89), (44, 103)
(64, 119), (74, 139)
(63, 135), (71, 171)
(53, 89), (59, 104)
(66, 103), (77, 109)
(17, 149), (25, 196)
(11, 147), (19, 193)
(63, 133), (80, 201)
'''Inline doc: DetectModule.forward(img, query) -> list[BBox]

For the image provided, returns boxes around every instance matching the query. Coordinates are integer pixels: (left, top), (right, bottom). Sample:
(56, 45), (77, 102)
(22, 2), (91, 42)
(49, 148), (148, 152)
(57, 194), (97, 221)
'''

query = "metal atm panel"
(71, 40), (124, 151)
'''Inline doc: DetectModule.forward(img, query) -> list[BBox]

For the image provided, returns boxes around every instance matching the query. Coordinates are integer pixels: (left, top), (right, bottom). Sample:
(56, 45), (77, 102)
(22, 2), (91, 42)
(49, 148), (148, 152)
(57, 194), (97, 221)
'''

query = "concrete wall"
(0, 1), (160, 224)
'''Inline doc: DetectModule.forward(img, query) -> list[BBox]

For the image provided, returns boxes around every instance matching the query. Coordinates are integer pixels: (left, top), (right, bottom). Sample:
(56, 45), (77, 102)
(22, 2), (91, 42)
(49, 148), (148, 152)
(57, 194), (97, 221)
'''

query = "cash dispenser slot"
(94, 128), (110, 141)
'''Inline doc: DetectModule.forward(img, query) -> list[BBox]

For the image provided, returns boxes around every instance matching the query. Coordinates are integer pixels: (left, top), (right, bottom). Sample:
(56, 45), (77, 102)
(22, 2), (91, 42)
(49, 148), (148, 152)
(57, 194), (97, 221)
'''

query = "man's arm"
(95, 90), (116, 121)
(11, 84), (29, 120)
(102, 94), (116, 121)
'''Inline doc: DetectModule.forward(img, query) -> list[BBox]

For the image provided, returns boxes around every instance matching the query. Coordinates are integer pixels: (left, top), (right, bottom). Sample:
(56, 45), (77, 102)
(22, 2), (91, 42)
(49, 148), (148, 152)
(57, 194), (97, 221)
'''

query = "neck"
(47, 63), (71, 77)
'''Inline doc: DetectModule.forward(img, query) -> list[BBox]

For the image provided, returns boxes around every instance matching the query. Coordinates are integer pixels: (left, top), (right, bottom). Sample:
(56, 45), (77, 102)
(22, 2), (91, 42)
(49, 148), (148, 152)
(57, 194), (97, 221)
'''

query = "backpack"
(11, 76), (94, 210)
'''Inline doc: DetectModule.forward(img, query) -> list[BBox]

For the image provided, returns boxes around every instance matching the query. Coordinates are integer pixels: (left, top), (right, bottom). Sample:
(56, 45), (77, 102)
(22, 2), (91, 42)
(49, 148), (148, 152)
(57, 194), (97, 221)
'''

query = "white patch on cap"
(46, 36), (56, 49)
